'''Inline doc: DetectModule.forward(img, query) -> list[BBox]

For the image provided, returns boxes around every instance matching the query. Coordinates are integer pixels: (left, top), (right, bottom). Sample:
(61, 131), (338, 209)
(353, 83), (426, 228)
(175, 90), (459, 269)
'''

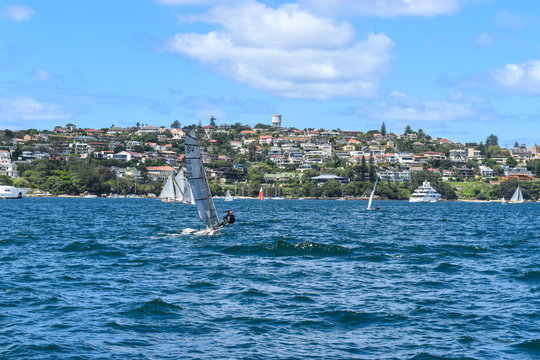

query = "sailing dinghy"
(367, 178), (378, 210)
(182, 129), (223, 235)
(224, 189), (233, 201)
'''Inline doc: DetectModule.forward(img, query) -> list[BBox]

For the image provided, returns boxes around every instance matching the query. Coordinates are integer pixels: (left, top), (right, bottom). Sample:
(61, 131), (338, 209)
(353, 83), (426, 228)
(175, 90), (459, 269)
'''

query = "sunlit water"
(1, 198), (538, 359)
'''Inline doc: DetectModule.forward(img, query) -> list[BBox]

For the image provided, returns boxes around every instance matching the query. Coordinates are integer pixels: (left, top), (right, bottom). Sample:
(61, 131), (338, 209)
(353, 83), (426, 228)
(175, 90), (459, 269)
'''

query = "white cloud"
(448, 91), (485, 104)
(156, 0), (237, 4)
(33, 69), (51, 81)
(491, 60), (540, 94)
(475, 33), (493, 47)
(1, 5), (34, 22)
(495, 10), (529, 31)
(358, 92), (477, 122)
(0, 97), (71, 122)
(299, 0), (465, 18)
(167, 2), (393, 99)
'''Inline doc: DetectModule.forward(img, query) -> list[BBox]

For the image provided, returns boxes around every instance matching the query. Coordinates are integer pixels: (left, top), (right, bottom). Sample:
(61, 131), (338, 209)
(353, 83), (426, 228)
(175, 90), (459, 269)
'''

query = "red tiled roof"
(146, 166), (176, 171)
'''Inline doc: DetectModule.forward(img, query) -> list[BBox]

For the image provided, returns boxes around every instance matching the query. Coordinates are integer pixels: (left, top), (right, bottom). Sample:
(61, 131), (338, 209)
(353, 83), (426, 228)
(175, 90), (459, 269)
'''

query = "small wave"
(408, 353), (473, 360)
(122, 298), (183, 318)
(434, 262), (460, 273)
(437, 243), (487, 257)
(222, 239), (351, 257)
(59, 240), (125, 258)
(186, 281), (218, 290)
(513, 338), (540, 354)
(517, 270), (540, 283)
(319, 309), (406, 327)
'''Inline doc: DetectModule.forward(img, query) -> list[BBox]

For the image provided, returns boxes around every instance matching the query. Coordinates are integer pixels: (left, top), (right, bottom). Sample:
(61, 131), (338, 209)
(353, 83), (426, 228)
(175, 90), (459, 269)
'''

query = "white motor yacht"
(409, 181), (441, 203)
(0, 185), (30, 199)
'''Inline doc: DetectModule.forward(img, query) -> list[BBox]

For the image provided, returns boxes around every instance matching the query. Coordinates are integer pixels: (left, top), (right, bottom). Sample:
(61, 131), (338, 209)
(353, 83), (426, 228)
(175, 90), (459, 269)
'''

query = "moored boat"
(0, 185), (30, 199)
(409, 181), (441, 203)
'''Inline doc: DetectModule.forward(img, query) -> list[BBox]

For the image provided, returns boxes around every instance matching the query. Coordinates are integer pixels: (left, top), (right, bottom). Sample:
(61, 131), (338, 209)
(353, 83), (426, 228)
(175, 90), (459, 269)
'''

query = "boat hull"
(0, 186), (30, 199)
(409, 197), (439, 203)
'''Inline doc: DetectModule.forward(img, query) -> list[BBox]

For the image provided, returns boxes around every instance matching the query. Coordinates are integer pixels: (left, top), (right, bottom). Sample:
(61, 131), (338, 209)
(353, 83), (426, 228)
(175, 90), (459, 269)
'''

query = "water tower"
(272, 114), (282, 128)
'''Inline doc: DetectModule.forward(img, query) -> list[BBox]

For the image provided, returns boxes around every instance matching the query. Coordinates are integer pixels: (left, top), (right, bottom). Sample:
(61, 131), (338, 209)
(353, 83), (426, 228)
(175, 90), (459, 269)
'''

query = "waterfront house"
(378, 170), (411, 182)
(311, 174), (350, 185)
(479, 165), (494, 178)
(146, 166), (176, 181)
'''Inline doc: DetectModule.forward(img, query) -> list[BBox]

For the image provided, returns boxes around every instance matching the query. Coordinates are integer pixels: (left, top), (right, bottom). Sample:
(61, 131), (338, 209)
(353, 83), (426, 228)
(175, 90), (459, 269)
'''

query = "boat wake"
(181, 227), (221, 236)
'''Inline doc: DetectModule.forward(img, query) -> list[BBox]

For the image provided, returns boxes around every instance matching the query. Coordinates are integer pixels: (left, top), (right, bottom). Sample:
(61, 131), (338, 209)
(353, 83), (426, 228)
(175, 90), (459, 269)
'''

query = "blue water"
(0, 198), (538, 359)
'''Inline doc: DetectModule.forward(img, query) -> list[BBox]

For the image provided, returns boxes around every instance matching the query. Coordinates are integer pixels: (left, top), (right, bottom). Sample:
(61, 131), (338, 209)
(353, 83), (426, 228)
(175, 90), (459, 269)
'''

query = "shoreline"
(21, 194), (539, 202)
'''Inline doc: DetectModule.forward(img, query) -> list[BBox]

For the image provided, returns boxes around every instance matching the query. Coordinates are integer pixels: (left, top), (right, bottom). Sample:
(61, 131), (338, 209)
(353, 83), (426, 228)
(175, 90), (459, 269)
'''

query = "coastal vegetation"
(1, 123), (539, 200)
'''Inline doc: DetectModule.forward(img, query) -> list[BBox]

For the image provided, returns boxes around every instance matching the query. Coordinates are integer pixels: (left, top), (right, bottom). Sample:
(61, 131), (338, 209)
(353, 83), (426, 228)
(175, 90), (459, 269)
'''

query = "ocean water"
(0, 198), (538, 359)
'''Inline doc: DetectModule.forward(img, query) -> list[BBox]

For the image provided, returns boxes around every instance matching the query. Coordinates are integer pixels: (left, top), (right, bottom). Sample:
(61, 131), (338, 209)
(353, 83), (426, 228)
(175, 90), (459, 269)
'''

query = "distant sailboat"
(337, 185), (345, 201)
(183, 129), (222, 235)
(367, 178), (378, 210)
(271, 185), (283, 200)
(508, 186), (524, 204)
(177, 168), (195, 204)
(159, 175), (181, 202)
(258, 187), (264, 200)
(159, 168), (194, 203)
(224, 189), (233, 201)
(501, 197), (506, 205)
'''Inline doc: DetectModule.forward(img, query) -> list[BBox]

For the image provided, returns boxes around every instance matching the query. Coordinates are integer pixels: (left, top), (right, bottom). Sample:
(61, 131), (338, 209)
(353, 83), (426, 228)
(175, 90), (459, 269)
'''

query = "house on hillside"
(146, 166), (176, 181)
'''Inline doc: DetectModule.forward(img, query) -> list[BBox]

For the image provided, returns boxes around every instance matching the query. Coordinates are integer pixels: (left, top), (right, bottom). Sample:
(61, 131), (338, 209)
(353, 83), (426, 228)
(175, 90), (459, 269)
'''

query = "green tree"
(513, 141), (519, 148)
(505, 156), (517, 168)
(404, 125), (412, 134)
(368, 156), (376, 182)
(485, 134), (498, 147)
(360, 156), (367, 181)
(171, 120), (181, 128)
(321, 180), (342, 197)
(380, 122), (386, 136)
(209, 116), (216, 127)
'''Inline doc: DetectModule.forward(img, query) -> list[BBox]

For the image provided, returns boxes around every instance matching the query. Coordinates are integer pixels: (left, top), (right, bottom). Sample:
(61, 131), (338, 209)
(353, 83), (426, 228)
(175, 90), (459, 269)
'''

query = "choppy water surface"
(0, 198), (538, 359)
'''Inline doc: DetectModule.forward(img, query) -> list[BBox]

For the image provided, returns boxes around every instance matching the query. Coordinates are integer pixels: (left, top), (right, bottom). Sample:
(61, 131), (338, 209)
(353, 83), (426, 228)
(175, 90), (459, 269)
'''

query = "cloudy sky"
(1, 0), (539, 146)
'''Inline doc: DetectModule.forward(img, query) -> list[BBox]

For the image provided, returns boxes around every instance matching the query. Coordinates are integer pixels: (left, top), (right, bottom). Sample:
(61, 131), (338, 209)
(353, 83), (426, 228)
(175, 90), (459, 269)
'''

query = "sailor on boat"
(220, 210), (235, 227)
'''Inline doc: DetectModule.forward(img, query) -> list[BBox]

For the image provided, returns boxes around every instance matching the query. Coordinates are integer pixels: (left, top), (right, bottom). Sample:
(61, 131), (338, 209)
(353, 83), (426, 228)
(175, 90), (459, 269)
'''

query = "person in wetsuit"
(221, 210), (235, 227)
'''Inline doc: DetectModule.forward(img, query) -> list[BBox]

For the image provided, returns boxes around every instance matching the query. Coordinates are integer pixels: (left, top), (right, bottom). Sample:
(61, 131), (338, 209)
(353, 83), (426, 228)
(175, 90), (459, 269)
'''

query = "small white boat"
(0, 185), (30, 199)
(224, 189), (233, 201)
(83, 194), (98, 198)
(501, 197), (506, 205)
(409, 181), (441, 203)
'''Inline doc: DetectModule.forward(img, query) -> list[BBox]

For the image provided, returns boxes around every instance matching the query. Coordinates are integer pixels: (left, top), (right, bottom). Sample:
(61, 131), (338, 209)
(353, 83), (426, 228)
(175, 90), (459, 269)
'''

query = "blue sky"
(1, 0), (539, 146)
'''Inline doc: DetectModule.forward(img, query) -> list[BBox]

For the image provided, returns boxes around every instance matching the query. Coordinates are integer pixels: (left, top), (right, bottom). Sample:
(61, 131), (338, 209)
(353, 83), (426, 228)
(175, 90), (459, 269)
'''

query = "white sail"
(224, 189), (233, 201)
(501, 197), (506, 204)
(185, 129), (220, 229)
(367, 178), (378, 210)
(159, 176), (176, 199)
(184, 180), (195, 204)
(175, 168), (186, 201)
(509, 186), (524, 203)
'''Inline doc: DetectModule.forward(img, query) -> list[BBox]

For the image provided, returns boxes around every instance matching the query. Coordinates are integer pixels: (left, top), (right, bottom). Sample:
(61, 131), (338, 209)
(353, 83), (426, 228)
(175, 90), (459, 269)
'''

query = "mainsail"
(258, 187), (263, 200)
(225, 189), (233, 201)
(367, 178), (378, 210)
(159, 176), (176, 199)
(185, 129), (220, 229)
(175, 168), (185, 199)
(175, 168), (195, 204)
